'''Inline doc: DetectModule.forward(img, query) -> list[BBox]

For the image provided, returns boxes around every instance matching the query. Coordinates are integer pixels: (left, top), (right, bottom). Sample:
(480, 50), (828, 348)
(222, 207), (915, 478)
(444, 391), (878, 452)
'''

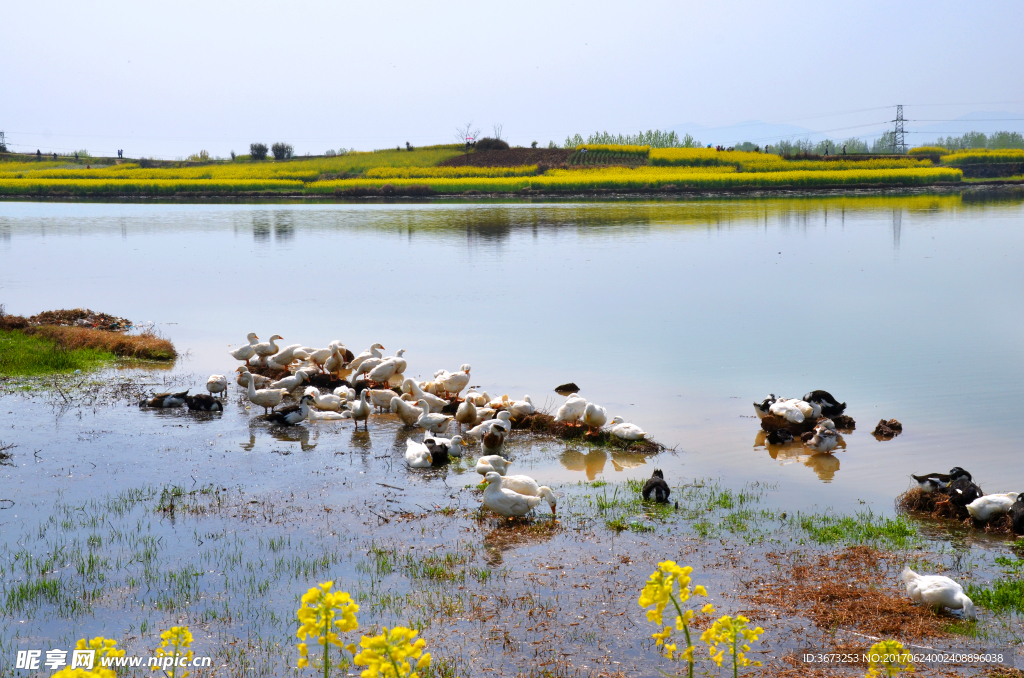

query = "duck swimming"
(424, 434), (466, 460)
(642, 469), (670, 503)
(140, 391), (189, 408)
(185, 394), (224, 412)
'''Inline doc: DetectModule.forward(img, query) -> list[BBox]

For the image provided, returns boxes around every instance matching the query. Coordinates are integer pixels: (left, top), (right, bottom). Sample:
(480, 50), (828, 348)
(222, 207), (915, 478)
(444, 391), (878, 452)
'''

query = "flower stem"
(668, 593), (694, 678)
(323, 618), (330, 678)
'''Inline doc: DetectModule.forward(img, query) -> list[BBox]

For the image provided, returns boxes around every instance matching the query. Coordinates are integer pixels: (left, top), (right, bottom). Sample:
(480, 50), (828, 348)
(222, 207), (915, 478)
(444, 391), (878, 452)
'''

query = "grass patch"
(967, 578), (1024, 614)
(797, 511), (919, 549)
(0, 329), (115, 376)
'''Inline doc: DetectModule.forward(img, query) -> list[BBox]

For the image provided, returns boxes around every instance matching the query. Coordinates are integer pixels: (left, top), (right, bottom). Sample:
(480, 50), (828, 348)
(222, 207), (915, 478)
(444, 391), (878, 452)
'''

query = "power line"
(892, 105), (907, 154)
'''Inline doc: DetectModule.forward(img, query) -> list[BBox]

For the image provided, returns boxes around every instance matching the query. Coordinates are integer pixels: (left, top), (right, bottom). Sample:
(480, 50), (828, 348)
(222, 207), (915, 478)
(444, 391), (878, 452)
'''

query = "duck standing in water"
(185, 394), (224, 412)
(140, 391), (189, 408)
(206, 374), (228, 399)
(642, 469), (671, 503)
(482, 472), (542, 517)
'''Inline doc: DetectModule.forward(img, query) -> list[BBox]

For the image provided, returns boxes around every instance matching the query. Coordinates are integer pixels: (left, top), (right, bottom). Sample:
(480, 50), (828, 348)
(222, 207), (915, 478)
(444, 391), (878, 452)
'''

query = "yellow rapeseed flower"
(295, 581), (361, 674)
(152, 627), (194, 678)
(50, 637), (125, 678)
(865, 640), (914, 677)
(701, 615), (764, 677)
(353, 626), (430, 678)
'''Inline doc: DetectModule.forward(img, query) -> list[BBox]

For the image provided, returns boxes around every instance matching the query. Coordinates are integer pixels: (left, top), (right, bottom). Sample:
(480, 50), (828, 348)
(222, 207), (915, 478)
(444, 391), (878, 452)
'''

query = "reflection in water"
(756, 431), (844, 482)
(893, 208), (902, 250)
(274, 213), (295, 242)
(265, 424), (316, 451)
(560, 447), (607, 480)
(252, 213), (271, 242)
(482, 520), (559, 567)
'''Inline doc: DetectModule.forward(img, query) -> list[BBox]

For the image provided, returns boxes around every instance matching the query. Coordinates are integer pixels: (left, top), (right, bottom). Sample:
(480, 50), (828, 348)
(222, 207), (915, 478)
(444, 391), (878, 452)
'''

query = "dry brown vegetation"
(23, 325), (176, 361)
(751, 546), (950, 640)
(897, 487), (1017, 534)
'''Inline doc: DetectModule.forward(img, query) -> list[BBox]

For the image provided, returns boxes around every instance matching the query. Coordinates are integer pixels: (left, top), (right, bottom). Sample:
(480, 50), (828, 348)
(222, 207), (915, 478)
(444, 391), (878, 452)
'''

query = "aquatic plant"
(637, 560), (711, 678)
(50, 636), (124, 678)
(296, 581), (360, 677)
(353, 626), (431, 678)
(864, 639), (914, 677)
(152, 626), (194, 678)
(700, 614), (764, 677)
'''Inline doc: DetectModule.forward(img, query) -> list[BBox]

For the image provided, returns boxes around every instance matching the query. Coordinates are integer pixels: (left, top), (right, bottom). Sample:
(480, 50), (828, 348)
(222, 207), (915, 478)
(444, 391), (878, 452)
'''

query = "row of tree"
(249, 143), (293, 161)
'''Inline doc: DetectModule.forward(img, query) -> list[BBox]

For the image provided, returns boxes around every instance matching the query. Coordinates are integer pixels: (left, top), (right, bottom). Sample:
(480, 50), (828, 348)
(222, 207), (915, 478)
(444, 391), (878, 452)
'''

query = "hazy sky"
(4, 0), (1023, 158)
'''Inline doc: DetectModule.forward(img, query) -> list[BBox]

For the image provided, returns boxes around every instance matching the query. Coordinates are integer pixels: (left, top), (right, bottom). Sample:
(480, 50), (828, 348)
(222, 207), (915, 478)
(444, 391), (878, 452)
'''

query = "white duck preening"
(405, 438), (433, 468)
(244, 375), (288, 415)
(465, 390), (490, 407)
(475, 455), (511, 476)
(348, 390), (372, 430)
(966, 493), (1020, 522)
(582, 402), (608, 433)
(609, 415), (647, 441)
(483, 472), (542, 517)
(206, 374), (227, 398)
(391, 396), (423, 427)
(554, 393), (587, 426)
(253, 334), (283, 362)
(323, 343), (348, 376)
(229, 332), (260, 364)
(367, 389), (397, 413)
(509, 396), (536, 419)
(416, 400), (453, 436)
(768, 398), (807, 424)
(303, 386), (343, 412)
(467, 411), (512, 439)
(236, 366), (271, 390)
(368, 358), (401, 385)
(274, 344), (306, 366)
(902, 567), (976, 619)
(500, 475), (557, 514)
(455, 397), (477, 431)
(403, 379), (448, 412)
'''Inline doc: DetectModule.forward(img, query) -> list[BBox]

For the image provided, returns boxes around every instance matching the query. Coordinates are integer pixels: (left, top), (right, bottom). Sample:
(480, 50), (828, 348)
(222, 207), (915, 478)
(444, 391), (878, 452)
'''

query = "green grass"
(0, 329), (115, 376)
(967, 578), (1024, 614)
(796, 511), (919, 549)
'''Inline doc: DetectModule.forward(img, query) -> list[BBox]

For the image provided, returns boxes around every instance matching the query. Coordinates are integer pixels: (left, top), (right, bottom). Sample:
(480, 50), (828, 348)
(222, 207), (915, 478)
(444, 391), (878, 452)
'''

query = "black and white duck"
(139, 391), (189, 408)
(262, 394), (314, 426)
(753, 394), (777, 419)
(642, 469), (671, 503)
(802, 390), (847, 417)
(947, 476), (984, 509)
(185, 394), (224, 412)
(805, 427), (839, 454)
(1009, 495), (1024, 535)
(765, 428), (794, 445)
(911, 467), (971, 493)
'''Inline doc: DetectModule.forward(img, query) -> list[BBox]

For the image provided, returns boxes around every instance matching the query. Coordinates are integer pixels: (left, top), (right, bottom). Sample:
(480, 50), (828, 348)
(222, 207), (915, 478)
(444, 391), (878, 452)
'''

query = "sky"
(3, 0), (1024, 158)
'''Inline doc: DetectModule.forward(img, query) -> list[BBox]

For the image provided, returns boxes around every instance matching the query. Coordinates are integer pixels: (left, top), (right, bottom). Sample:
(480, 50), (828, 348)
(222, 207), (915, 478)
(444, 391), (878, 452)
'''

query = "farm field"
(6, 143), (1017, 198)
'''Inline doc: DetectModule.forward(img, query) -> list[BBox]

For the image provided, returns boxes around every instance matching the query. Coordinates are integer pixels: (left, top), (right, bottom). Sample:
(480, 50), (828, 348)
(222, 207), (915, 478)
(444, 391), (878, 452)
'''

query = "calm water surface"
(2, 193), (1024, 511)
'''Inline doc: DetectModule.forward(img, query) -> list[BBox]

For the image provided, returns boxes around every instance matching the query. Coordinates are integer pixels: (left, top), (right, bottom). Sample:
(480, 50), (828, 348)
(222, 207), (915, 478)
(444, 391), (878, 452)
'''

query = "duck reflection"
(482, 519), (559, 567)
(756, 431), (844, 482)
(560, 447), (607, 480)
(267, 424), (316, 451)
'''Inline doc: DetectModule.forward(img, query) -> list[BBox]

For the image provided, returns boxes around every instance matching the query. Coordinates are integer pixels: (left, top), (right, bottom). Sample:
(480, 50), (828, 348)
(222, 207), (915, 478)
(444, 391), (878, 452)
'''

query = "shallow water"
(3, 193), (1024, 674)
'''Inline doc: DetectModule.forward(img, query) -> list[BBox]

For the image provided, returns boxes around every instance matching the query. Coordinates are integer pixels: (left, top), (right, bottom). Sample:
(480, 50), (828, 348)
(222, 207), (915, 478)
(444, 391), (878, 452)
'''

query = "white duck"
(467, 411), (512, 439)
(423, 433), (467, 458)
(609, 416), (647, 441)
(966, 493), (1020, 522)
(455, 397), (478, 431)
(367, 389), (397, 412)
(488, 394), (511, 410)
(582, 402), (608, 432)
(403, 379), (448, 412)
(253, 334), (283, 362)
(236, 366), (271, 389)
(405, 439), (433, 468)
(805, 428), (840, 454)
(323, 344), (348, 376)
(769, 398), (806, 424)
(333, 385), (356, 400)
(305, 346), (335, 372)
(349, 343), (385, 371)
(229, 332), (260, 364)
(483, 472), (541, 517)
(500, 475), (557, 514)
(206, 374), (228, 398)
(391, 396), (423, 427)
(386, 349), (408, 374)
(475, 455), (511, 476)
(270, 370), (311, 391)
(245, 373), (288, 414)
(274, 344), (306, 366)
(416, 400), (452, 436)
(437, 365), (471, 398)
(554, 393), (587, 426)
(349, 390), (372, 430)
(303, 386), (343, 412)
(465, 390), (490, 407)
(368, 358), (401, 385)
(902, 567), (976, 619)
(509, 396), (536, 418)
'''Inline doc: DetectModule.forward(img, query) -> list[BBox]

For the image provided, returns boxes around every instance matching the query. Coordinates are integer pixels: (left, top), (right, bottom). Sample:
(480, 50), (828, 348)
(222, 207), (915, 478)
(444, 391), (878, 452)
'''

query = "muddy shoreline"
(2, 181), (1023, 204)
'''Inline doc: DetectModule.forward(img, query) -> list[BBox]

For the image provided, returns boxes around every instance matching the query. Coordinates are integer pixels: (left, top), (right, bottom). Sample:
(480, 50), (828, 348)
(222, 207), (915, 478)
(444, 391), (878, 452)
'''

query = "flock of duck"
(753, 390), (847, 453)
(911, 466), (1024, 532)
(139, 333), (654, 518)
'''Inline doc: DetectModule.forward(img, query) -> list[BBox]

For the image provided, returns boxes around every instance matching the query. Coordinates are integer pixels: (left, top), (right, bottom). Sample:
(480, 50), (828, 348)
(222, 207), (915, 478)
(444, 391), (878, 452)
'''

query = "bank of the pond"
(0, 328), (117, 376)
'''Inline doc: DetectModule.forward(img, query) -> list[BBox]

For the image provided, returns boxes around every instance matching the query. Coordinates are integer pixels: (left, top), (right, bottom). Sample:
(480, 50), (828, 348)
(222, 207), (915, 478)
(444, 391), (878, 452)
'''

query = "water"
(2, 193), (1024, 511)
(3, 193), (1023, 675)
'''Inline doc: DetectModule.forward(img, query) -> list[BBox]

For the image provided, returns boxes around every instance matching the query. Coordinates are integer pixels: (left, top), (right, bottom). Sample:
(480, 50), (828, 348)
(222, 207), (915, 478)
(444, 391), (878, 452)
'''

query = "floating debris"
(873, 418), (903, 438)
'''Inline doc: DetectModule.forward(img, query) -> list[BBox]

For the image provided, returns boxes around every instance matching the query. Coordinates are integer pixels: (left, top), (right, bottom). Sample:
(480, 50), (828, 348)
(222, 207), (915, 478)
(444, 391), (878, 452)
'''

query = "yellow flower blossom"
(865, 640), (914, 677)
(50, 637), (125, 678)
(295, 581), (361, 675)
(700, 614), (764, 678)
(638, 561), (713, 678)
(152, 627), (194, 678)
(353, 626), (430, 678)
